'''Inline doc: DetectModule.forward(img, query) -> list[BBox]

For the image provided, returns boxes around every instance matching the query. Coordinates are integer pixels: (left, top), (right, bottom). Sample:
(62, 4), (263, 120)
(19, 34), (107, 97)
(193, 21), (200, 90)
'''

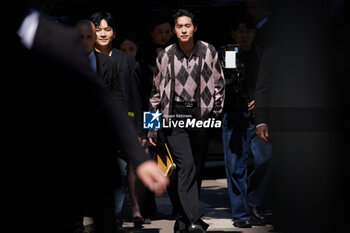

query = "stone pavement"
(119, 178), (274, 233)
(84, 162), (274, 233)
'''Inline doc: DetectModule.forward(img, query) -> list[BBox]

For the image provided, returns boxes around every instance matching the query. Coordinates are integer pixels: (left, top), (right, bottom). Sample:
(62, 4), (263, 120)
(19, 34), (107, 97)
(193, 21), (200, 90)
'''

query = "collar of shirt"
(89, 50), (97, 72)
(17, 9), (40, 49)
(256, 17), (268, 29)
(174, 40), (204, 60)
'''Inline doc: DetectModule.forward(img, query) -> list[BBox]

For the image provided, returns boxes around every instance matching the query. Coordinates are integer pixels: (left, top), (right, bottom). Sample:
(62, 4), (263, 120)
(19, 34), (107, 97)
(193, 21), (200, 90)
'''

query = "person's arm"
(212, 49), (225, 117)
(129, 61), (145, 138)
(29, 14), (169, 194)
(256, 124), (269, 141)
(254, 48), (274, 126)
(147, 50), (164, 145)
(254, 48), (274, 141)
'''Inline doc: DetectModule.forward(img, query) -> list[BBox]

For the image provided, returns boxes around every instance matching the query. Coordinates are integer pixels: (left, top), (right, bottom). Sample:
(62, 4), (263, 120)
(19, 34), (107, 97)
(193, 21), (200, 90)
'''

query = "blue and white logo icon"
(143, 110), (162, 129)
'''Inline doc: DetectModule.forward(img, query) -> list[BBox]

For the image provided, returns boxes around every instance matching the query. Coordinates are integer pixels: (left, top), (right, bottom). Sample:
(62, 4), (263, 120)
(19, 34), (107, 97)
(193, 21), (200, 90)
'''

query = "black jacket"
(254, 47), (275, 126)
(110, 48), (144, 137)
(219, 44), (262, 114)
(8, 9), (149, 233)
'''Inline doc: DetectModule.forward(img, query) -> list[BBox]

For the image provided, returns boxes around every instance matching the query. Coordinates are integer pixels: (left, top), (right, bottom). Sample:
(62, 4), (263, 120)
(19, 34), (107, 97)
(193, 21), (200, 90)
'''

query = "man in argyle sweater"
(148, 9), (225, 233)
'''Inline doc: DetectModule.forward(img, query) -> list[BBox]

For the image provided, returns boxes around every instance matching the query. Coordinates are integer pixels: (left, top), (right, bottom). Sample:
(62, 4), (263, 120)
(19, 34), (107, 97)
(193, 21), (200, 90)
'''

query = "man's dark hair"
(172, 9), (197, 27)
(90, 11), (116, 32)
(148, 13), (172, 32)
(115, 31), (139, 48)
(229, 12), (256, 31)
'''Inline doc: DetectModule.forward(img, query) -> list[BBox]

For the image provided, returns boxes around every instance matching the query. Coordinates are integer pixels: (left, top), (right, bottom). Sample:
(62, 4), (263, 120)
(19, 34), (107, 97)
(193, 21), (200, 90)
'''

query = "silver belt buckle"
(184, 101), (193, 108)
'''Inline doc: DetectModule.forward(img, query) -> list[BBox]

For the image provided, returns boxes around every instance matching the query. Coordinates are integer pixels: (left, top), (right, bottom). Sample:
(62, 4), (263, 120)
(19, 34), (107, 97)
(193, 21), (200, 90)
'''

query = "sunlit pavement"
(84, 162), (275, 233)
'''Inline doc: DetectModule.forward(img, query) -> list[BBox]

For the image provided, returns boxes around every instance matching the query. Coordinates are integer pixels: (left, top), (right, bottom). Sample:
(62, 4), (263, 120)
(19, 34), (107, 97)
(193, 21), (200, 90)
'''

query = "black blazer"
(95, 50), (122, 98)
(92, 48), (143, 136)
(9, 13), (151, 232)
(254, 18), (275, 50)
(7, 7), (153, 233)
(254, 47), (275, 126)
(11, 14), (150, 176)
(95, 50), (113, 85)
(95, 50), (128, 113)
(110, 48), (144, 136)
(37, 15), (147, 165)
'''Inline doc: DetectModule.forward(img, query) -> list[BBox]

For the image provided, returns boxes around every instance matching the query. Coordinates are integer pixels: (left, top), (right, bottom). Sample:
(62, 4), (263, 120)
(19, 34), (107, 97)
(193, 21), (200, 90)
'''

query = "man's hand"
(138, 136), (147, 147)
(256, 124), (269, 142)
(148, 137), (157, 146)
(248, 100), (255, 112)
(136, 160), (169, 196)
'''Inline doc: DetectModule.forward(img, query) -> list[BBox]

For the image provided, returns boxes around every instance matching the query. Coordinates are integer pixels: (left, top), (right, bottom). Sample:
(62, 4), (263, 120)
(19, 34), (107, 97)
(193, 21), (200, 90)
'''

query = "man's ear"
(194, 25), (197, 32)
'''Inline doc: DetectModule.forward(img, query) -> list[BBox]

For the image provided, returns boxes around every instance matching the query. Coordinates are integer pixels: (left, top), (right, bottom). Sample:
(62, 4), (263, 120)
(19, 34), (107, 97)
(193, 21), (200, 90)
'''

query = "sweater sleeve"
(212, 49), (225, 117)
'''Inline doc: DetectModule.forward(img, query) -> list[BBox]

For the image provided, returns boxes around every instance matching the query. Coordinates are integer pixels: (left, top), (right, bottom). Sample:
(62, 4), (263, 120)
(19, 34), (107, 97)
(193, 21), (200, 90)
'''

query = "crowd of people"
(10, 0), (347, 233)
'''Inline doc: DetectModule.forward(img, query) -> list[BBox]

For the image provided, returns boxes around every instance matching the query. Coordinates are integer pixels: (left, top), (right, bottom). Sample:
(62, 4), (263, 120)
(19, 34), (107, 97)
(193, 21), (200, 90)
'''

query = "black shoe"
(116, 218), (123, 228)
(196, 218), (209, 231)
(133, 216), (145, 228)
(249, 207), (266, 224)
(250, 219), (266, 226)
(233, 220), (252, 228)
(143, 217), (152, 224)
(133, 216), (145, 224)
(188, 223), (205, 233)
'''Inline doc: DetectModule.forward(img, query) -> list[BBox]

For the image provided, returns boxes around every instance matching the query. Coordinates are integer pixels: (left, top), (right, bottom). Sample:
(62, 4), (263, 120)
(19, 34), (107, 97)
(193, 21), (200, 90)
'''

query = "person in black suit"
(253, 47), (275, 142)
(90, 11), (149, 225)
(245, 0), (273, 50)
(75, 19), (130, 230)
(11, 8), (168, 233)
(253, 2), (347, 232)
(76, 20), (117, 80)
(90, 11), (144, 139)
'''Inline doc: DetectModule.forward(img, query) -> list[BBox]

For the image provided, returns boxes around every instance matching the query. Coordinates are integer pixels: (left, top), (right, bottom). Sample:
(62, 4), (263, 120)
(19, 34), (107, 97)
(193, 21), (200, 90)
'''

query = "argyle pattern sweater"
(149, 40), (225, 136)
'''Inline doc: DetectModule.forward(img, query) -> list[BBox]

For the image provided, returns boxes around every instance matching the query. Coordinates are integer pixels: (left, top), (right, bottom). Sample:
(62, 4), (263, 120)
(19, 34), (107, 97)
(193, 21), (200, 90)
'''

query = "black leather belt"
(174, 101), (197, 108)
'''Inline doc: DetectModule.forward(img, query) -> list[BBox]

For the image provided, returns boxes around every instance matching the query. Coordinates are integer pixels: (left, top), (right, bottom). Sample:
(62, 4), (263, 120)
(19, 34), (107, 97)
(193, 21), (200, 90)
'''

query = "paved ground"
(84, 162), (275, 233)
(122, 179), (273, 233)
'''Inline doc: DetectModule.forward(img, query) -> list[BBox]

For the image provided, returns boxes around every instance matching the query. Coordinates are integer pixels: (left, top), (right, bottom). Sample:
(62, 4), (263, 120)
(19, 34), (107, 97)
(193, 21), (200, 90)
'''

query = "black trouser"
(165, 103), (209, 231)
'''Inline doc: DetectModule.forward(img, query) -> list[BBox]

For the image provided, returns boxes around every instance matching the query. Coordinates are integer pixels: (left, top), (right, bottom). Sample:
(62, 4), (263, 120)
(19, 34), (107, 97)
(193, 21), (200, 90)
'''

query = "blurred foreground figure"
(11, 6), (168, 233)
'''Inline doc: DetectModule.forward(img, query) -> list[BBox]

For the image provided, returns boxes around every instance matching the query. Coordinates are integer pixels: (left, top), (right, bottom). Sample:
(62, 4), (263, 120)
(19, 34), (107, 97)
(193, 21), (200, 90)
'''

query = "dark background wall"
(31, 0), (247, 48)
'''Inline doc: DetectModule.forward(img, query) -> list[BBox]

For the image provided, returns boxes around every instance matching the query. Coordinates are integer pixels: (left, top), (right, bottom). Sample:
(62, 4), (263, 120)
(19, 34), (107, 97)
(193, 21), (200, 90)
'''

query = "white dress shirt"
(17, 10), (39, 49)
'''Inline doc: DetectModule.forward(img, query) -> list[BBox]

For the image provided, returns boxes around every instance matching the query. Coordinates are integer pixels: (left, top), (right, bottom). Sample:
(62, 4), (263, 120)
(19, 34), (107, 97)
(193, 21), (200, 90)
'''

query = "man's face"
(230, 23), (256, 51)
(76, 23), (96, 54)
(173, 16), (197, 44)
(151, 23), (173, 46)
(119, 39), (138, 60)
(95, 19), (115, 48)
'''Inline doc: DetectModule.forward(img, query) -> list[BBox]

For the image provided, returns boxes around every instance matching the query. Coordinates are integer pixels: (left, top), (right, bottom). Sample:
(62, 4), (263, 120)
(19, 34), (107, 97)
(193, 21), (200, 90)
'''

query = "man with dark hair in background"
(90, 11), (147, 228)
(219, 12), (272, 228)
(245, 0), (273, 50)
